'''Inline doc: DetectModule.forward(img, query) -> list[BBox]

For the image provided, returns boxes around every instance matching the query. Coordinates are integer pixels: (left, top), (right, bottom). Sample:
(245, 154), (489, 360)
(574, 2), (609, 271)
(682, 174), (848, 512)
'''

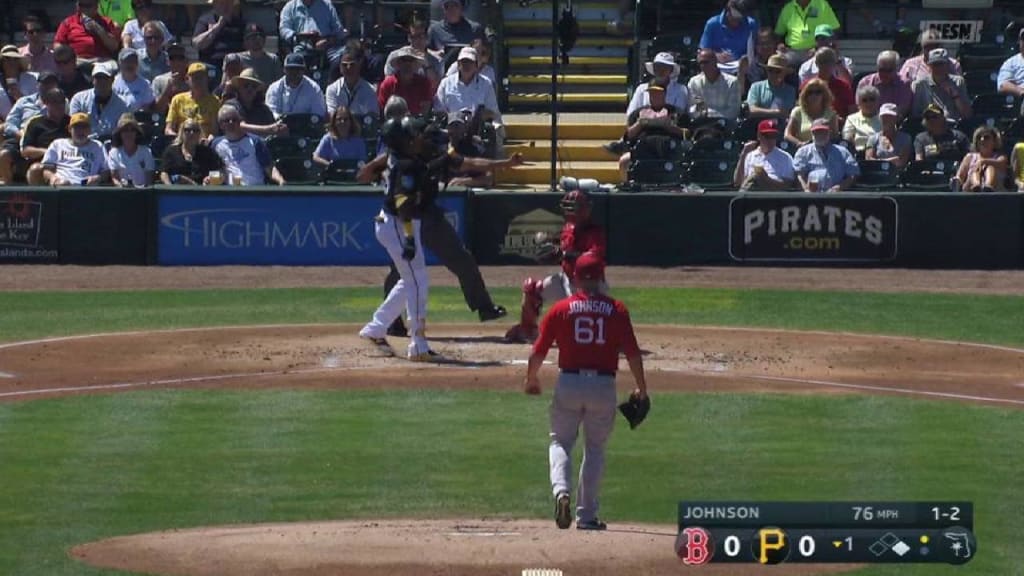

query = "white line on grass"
(742, 374), (1024, 407)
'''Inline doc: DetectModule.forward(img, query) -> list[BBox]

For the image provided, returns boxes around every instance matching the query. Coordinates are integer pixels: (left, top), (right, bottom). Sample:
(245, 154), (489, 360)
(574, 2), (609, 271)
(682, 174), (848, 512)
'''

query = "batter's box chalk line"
(522, 570), (563, 576)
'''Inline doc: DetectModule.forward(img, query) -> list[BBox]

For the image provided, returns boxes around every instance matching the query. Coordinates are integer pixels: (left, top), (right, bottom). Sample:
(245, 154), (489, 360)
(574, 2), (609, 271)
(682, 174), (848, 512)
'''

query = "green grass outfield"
(0, 287), (1021, 576)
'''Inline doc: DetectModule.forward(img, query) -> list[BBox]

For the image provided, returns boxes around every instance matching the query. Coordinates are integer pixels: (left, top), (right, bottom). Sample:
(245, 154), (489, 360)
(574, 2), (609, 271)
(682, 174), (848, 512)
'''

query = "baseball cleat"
(504, 324), (537, 343)
(408, 350), (443, 362)
(386, 319), (409, 338)
(478, 304), (507, 322)
(576, 519), (607, 531)
(555, 492), (572, 529)
(359, 334), (395, 357)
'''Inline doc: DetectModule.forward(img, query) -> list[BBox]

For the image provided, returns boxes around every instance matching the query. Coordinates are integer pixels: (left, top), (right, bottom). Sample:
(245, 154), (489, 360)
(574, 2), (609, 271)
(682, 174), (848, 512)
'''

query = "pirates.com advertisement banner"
(729, 196), (898, 262)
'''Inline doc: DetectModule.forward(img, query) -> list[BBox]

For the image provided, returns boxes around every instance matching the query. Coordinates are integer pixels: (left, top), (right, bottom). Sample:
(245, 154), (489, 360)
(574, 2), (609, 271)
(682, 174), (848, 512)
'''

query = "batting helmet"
(560, 189), (592, 223)
(380, 116), (428, 153)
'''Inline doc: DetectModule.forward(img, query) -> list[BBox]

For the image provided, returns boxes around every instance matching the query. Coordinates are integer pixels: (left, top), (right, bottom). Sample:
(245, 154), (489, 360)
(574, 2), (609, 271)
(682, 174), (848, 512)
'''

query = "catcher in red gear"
(504, 188), (607, 343)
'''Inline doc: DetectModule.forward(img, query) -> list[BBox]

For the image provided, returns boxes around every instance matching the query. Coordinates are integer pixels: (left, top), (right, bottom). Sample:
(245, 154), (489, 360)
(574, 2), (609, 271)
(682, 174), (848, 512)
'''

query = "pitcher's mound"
(70, 518), (861, 576)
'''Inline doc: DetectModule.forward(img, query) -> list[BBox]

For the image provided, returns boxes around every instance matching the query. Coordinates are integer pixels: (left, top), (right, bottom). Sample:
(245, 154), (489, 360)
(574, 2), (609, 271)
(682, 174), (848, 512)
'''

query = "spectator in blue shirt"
(747, 54), (797, 119)
(997, 27), (1024, 98)
(793, 117), (860, 192)
(313, 106), (366, 166)
(279, 0), (346, 69)
(699, 0), (757, 79)
(69, 61), (131, 140)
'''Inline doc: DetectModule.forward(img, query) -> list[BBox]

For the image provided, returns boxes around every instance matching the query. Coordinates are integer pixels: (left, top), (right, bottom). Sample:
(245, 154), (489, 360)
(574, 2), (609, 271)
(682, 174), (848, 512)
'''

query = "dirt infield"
(3, 324), (1017, 575)
(69, 519), (861, 576)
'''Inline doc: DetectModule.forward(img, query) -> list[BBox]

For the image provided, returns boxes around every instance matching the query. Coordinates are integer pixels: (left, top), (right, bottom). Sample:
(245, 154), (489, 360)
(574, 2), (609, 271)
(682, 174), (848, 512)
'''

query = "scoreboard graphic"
(675, 502), (975, 565)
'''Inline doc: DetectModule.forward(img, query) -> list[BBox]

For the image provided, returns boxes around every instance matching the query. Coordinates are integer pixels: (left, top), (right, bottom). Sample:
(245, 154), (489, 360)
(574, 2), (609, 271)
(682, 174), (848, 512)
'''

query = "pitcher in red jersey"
(523, 251), (648, 531)
(505, 187), (607, 343)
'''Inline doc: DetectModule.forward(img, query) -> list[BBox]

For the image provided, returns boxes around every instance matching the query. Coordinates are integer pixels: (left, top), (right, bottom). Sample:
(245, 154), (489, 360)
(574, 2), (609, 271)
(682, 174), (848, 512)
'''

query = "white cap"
(879, 102), (899, 117)
(645, 52), (680, 77)
(457, 46), (478, 62)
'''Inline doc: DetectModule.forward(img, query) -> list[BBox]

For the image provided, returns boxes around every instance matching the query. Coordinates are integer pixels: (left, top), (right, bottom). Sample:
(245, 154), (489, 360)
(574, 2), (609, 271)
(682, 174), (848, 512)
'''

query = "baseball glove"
(534, 241), (561, 264)
(618, 392), (650, 429)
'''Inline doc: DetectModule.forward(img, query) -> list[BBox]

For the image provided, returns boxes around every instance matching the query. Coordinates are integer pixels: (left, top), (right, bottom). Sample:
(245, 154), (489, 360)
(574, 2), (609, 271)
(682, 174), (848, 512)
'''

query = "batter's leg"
(362, 218), (411, 338)
(395, 218), (430, 358)
(383, 264), (407, 337)
(420, 205), (499, 316)
(576, 376), (617, 524)
(549, 373), (584, 498)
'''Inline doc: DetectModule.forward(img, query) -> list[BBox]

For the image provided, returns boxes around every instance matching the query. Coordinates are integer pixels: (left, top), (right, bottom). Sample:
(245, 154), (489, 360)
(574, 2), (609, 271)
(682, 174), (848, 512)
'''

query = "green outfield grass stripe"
(1, 287), (1023, 347)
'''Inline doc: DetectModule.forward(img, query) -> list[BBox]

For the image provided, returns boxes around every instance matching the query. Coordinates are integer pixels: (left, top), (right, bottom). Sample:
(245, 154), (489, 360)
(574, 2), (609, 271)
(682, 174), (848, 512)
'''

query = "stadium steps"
(498, 113), (623, 187)
(502, 0), (631, 112)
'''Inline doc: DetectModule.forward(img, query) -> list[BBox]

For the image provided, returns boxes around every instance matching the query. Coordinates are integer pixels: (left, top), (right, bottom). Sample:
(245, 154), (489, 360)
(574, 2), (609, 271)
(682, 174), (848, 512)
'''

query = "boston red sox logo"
(677, 527), (714, 565)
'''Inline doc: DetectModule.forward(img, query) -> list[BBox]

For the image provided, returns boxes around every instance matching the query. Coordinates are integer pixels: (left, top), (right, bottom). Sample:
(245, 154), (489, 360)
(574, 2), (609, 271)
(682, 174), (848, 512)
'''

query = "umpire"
(359, 109), (526, 335)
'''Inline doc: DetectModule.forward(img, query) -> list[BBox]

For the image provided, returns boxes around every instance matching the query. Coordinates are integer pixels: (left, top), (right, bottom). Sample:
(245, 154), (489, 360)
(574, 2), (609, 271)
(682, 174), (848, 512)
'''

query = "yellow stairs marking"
(508, 74), (627, 84)
(510, 55), (627, 66)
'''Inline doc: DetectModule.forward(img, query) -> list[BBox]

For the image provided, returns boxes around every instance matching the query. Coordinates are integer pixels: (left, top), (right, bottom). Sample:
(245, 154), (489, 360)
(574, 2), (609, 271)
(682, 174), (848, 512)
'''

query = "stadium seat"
(957, 42), (1015, 71)
(266, 135), (317, 161)
(684, 158), (737, 191)
(321, 158), (364, 185)
(956, 116), (1000, 139)
(900, 159), (958, 191)
(149, 135), (174, 170)
(626, 158), (683, 187)
(134, 110), (165, 144)
(731, 116), (763, 143)
(684, 137), (741, 163)
(281, 113), (327, 139)
(631, 135), (685, 161)
(275, 157), (324, 185)
(899, 117), (926, 139)
(854, 160), (901, 191)
(963, 70), (999, 98)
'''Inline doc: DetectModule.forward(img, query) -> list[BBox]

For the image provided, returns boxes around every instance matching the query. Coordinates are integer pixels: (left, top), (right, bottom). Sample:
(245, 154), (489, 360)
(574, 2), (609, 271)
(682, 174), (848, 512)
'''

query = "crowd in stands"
(0, 0), (504, 187)
(617, 0), (1024, 193)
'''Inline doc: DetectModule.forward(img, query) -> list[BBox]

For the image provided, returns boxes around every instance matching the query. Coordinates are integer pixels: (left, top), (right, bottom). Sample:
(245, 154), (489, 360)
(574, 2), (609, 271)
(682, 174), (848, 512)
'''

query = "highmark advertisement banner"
(157, 193), (465, 265)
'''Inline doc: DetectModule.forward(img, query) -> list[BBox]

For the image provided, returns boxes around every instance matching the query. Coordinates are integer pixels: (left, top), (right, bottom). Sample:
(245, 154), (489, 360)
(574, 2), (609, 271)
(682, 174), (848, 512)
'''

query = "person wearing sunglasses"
(209, 105), (285, 185)
(18, 15), (56, 74)
(785, 78), (837, 148)
(910, 47), (971, 123)
(953, 126), (1007, 192)
(799, 46), (855, 120)
(121, 0), (173, 51)
(747, 54), (796, 119)
(223, 68), (282, 137)
(326, 43), (377, 118)
(39, 111), (111, 187)
(698, 0), (756, 80)
(160, 118), (222, 185)
(231, 23), (282, 87)
(152, 42), (189, 114)
(797, 25), (854, 85)
(383, 18), (442, 85)
(841, 85), (881, 153)
(0, 72), (60, 184)
(54, 0), (120, 62)
(687, 48), (741, 124)
(857, 50), (911, 119)
(137, 21), (169, 82)
(22, 89), (71, 185)
(53, 44), (91, 99)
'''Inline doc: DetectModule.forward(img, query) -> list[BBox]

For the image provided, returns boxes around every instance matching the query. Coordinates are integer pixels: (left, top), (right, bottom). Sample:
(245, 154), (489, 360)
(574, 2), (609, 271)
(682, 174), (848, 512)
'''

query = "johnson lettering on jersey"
(533, 293), (640, 373)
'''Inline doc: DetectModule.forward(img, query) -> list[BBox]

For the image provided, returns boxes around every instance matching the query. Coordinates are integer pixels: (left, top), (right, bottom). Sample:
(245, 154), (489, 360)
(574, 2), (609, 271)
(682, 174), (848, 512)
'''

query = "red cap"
(574, 251), (605, 281)
(757, 119), (779, 135)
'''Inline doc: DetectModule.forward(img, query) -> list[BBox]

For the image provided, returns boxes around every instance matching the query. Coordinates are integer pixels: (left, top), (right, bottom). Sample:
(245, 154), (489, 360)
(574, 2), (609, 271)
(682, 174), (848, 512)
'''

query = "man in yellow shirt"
(166, 62), (222, 138)
(774, 0), (840, 55)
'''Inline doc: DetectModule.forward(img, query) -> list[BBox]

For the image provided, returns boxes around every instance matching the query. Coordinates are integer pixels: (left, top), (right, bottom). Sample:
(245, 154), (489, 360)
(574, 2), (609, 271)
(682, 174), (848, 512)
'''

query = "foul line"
(740, 374), (1024, 407)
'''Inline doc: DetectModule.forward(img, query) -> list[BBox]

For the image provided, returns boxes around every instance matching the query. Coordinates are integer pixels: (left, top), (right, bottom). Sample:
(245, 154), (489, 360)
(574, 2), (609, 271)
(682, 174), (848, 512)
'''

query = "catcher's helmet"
(380, 116), (428, 153)
(560, 189), (592, 223)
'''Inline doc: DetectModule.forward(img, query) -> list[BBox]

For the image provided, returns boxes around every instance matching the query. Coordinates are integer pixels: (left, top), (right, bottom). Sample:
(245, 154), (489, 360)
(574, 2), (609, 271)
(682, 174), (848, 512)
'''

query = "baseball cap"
(118, 47), (138, 63)
(810, 117), (831, 132)
(284, 53), (305, 68)
(223, 52), (243, 67)
(244, 23), (265, 38)
(457, 46), (478, 62)
(814, 24), (835, 38)
(69, 112), (91, 127)
(574, 251), (605, 281)
(757, 119), (779, 135)
(441, 0), (462, 6)
(927, 47), (950, 65)
(187, 62), (208, 75)
(91, 61), (116, 78)
(879, 102), (899, 117)
(647, 77), (667, 92)
(40, 87), (65, 104)
(166, 42), (186, 56)
(923, 103), (944, 118)
(1018, 27), (1024, 40)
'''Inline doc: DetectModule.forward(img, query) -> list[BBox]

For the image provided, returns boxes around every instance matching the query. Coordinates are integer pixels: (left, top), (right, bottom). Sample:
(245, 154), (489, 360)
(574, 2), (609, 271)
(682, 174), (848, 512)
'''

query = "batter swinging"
(524, 251), (648, 530)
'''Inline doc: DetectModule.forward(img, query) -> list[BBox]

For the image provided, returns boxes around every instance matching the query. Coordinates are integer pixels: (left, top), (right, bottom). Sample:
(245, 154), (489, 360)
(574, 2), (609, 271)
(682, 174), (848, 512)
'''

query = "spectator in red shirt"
(800, 47), (854, 120)
(377, 46), (434, 116)
(55, 0), (121, 62)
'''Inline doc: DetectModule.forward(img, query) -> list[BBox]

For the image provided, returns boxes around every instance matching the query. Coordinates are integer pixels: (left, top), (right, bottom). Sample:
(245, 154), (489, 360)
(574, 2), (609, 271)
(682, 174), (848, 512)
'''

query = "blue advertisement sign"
(158, 194), (465, 265)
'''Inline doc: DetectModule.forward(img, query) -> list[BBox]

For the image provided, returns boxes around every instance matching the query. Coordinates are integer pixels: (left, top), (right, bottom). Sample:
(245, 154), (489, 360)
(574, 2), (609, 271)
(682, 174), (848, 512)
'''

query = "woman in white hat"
(626, 52), (689, 118)
(0, 45), (37, 120)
